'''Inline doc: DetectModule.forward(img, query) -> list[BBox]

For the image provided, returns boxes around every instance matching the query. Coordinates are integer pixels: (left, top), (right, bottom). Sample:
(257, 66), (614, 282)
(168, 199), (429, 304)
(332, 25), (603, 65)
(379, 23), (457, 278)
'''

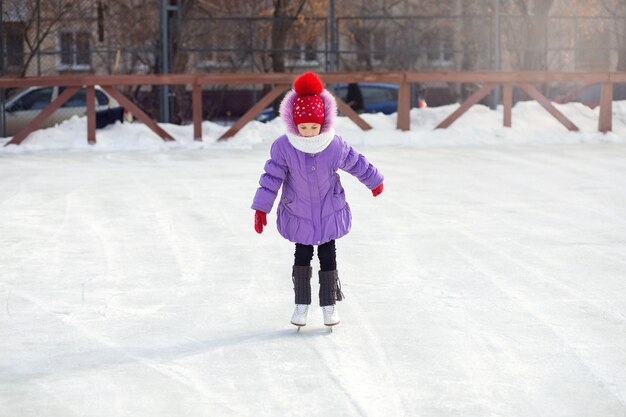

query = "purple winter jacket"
(252, 89), (383, 245)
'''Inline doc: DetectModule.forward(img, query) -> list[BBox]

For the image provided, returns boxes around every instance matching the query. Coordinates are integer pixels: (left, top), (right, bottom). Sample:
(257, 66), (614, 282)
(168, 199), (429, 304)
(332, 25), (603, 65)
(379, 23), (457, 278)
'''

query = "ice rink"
(2, 143), (626, 416)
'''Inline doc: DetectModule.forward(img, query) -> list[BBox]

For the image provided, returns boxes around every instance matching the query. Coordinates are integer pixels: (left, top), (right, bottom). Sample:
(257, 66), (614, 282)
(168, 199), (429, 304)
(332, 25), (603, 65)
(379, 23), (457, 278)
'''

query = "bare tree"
(102, 0), (160, 75)
(509, 0), (556, 70)
(600, 0), (626, 70)
(270, 0), (307, 72)
(2, 0), (79, 76)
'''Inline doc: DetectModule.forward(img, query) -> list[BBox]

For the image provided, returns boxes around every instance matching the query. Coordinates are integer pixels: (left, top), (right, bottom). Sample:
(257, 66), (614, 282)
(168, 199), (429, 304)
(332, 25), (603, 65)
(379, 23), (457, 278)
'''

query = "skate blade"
(291, 322), (306, 327)
(324, 321), (340, 327)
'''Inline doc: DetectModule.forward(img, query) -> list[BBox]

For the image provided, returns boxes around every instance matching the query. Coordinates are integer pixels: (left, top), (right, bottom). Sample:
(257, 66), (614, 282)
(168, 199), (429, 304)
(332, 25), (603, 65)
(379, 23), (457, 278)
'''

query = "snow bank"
(2, 100), (626, 154)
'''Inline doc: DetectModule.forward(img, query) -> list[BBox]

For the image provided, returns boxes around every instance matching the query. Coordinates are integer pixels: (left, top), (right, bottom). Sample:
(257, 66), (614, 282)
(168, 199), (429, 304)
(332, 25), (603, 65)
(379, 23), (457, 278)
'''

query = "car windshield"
(362, 87), (396, 103)
(60, 87), (88, 108)
(95, 90), (110, 106)
(334, 85), (397, 103)
(13, 87), (53, 111)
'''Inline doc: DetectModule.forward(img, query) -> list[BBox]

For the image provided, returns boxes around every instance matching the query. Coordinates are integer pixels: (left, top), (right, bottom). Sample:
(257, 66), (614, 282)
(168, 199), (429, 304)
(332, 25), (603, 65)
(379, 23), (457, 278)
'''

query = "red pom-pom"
(294, 72), (324, 95)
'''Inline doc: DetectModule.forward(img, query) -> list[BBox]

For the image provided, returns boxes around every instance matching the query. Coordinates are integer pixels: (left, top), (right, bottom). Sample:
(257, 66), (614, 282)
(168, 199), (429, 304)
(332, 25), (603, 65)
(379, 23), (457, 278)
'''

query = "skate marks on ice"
(296, 300), (411, 417)
(1, 290), (230, 407)
(279, 299), (408, 415)
(444, 231), (626, 414)
(365, 147), (626, 415)
(2, 288), (302, 415)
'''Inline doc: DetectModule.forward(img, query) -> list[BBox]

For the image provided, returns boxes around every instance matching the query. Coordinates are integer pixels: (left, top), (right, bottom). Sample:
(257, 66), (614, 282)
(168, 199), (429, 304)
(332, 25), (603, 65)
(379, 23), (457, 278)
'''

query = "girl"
(251, 72), (384, 327)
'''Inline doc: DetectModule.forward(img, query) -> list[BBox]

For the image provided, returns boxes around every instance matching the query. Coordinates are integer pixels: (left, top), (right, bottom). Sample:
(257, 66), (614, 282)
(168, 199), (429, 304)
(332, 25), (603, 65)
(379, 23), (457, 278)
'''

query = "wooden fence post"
(86, 86), (96, 144)
(397, 81), (411, 131)
(192, 82), (203, 141)
(503, 83), (513, 128)
(598, 83), (612, 133)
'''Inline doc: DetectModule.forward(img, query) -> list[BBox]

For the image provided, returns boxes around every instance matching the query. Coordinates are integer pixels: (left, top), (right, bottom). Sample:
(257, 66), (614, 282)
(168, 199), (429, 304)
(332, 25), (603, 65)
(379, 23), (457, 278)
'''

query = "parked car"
(256, 82), (427, 122)
(552, 83), (626, 109)
(334, 82), (427, 114)
(3, 85), (131, 136)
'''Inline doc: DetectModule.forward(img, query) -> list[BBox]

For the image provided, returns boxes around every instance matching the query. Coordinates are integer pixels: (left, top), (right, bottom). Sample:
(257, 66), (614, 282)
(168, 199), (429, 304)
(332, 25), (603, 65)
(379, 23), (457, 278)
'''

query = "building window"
(373, 31), (386, 62)
(58, 31), (91, 70)
(5, 23), (25, 68)
(427, 39), (453, 67)
(356, 29), (386, 66)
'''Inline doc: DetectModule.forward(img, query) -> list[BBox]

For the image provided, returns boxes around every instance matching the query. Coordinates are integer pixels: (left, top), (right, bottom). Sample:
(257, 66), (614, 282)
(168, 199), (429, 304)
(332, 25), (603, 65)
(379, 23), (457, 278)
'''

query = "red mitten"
(372, 182), (384, 197)
(254, 210), (267, 234)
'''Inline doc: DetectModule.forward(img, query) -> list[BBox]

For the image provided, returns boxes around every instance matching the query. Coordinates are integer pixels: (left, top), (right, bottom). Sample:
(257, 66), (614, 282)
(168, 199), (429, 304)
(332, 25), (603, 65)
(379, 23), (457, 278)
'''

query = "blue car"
(256, 82), (426, 122)
(334, 82), (399, 114)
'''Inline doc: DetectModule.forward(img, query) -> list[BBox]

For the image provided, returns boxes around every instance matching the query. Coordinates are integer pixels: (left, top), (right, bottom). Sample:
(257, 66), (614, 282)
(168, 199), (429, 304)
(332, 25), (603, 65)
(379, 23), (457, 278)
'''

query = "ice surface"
(1, 102), (626, 416)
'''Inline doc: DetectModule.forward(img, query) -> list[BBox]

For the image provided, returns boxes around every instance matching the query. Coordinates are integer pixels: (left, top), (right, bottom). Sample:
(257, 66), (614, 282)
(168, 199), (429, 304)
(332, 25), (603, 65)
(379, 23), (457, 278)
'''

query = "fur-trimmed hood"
(279, 89), (337, 136)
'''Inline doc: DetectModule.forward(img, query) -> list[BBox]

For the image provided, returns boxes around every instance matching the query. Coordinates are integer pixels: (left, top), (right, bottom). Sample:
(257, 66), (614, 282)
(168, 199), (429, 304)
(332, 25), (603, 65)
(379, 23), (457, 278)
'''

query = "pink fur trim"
(279, 90), (299, 135)
(279, 89), (337, 135)
(319, 90), (337, 134)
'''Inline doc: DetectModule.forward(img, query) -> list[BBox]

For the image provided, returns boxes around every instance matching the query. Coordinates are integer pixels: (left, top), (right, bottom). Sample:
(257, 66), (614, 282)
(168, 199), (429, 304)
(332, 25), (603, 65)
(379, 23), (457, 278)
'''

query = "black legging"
(294, 240), (337, 271)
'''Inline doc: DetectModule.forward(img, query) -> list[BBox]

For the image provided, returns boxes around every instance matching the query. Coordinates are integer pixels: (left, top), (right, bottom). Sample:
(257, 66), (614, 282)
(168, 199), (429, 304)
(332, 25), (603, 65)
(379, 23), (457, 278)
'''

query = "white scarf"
(286, 129), (335, 154)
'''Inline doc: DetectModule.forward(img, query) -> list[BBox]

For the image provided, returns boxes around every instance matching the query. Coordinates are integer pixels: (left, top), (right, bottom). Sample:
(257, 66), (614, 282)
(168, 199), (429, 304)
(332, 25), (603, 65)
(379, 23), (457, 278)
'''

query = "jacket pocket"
(281, 186), (296, 211)
(331, 180), (346, 212)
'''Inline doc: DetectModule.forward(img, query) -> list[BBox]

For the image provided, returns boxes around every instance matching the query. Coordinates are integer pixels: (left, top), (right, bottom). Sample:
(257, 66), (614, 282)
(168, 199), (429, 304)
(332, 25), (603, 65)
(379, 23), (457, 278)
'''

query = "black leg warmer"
(292, 265), (312, 305)
(319, 270), (344, 306)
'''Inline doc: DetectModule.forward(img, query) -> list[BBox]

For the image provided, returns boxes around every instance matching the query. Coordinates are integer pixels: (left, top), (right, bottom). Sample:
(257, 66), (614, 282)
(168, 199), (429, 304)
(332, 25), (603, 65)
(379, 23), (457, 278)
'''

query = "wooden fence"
(0, 71), (623, 147)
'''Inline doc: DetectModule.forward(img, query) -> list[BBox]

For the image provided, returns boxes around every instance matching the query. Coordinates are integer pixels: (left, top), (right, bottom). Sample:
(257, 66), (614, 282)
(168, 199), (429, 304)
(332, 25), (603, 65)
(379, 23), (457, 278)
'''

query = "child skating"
(251, 72), (384, 328)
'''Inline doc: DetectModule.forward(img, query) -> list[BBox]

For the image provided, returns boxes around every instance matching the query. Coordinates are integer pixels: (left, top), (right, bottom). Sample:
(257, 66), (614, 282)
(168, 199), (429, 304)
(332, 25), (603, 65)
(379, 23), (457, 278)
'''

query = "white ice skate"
(291, 304), (309, 326)
(322, 305), (340, 326)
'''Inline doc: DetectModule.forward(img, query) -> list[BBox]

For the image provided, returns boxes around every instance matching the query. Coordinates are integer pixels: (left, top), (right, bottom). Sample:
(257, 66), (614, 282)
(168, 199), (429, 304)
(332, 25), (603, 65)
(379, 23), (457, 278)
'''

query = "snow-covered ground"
(1, 102), (626, 416)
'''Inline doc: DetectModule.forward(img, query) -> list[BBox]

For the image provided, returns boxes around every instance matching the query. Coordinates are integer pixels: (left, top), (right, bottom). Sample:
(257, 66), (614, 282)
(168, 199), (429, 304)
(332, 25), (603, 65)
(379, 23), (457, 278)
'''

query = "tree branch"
(294, 0), (307, 17)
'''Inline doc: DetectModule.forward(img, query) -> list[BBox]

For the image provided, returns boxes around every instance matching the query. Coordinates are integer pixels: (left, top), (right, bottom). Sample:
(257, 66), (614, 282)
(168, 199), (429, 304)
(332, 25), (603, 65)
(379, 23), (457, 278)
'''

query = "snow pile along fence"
(1, 71), (623, 146)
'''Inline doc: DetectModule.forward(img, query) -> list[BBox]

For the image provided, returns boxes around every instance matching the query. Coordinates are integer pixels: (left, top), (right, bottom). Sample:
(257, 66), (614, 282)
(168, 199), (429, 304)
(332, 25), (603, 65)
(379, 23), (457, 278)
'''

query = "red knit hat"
(292, 72), (325, 126)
